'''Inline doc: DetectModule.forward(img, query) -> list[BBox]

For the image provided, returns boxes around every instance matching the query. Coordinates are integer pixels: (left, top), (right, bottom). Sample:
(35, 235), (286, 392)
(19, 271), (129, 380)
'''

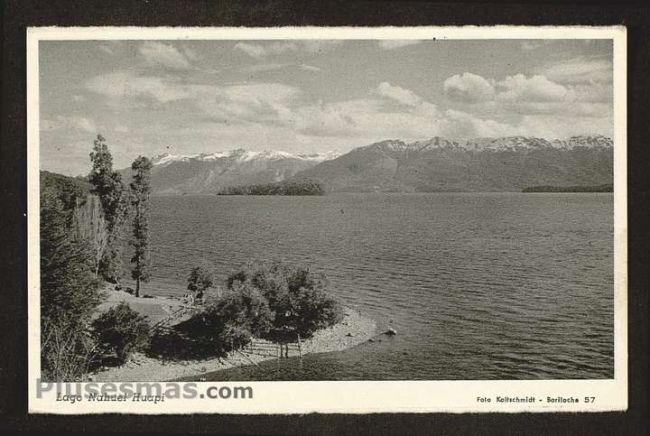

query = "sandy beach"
(90, 289), (377, 382)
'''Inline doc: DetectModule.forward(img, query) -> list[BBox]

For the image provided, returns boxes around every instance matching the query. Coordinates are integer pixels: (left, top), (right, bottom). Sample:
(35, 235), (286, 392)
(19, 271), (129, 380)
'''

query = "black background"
(1, 1), (648, 434)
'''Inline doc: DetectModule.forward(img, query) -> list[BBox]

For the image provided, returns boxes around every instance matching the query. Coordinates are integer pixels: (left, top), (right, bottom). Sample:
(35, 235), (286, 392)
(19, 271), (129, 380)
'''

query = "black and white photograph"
(27, 26), (627, 414)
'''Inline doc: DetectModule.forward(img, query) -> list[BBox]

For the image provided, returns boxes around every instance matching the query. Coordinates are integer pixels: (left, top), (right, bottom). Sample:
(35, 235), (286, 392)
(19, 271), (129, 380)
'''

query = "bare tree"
(72, 194), (109, 277)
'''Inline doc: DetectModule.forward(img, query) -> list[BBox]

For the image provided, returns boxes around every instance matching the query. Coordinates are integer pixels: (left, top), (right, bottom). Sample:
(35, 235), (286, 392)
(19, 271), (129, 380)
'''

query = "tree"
(92, 303), (151, 364)
(187, 264), (214, 301)
(129, 156), (153, 297)
(40, 174), (103, 381)
(227, 261), (343, 339)
(171, 282), (274, 358)
(88, 135), (129, 282)
(72, 194), (108, 277)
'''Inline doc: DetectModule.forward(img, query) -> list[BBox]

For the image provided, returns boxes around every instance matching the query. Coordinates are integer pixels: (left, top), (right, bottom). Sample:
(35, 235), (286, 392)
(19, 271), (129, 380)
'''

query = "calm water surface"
(144, 193), (613, 380)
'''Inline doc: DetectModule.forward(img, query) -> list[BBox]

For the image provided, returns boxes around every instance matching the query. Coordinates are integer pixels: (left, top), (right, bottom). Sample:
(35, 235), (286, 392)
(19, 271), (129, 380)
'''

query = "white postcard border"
(27, 25), (627, 414)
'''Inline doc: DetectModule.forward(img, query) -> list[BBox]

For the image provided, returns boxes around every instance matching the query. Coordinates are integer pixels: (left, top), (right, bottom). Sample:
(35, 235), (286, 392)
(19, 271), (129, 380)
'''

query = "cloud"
(86, 72), (192, 102)
(234, 41), (343, 58)
(442, 69), (611, 120)
(206, 83), (301, 120)
(496, 74), (571, 103)
(520, 114), (613, 139)
(444, 73), (495, 103)
(234, 42), (271, 58)
(42, 116), (97, 133)
(299, 64), (322, 72)
(83, 65), (612, 150)
(376, 82), (423, 106)
(279, 83), (509, 140)
(139, 41), (194, 70)
(241, 63), (322, 73)
(538, 57), (612, 84)
(242, 63), (290, 73)
(377, 40), (422, 50)
(442, 109), (520, 138)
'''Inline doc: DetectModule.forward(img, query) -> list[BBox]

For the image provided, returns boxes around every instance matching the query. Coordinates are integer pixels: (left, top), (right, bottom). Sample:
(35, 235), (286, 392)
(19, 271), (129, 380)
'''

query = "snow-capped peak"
(151, 152), (199, 166)
(297, 151), (342, 162)
(151, 149), (341, 166)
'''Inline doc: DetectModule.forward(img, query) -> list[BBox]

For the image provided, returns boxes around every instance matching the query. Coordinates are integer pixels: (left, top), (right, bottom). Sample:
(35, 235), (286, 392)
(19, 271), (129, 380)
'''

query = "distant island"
(218, 179), (325, 196)
(522, 184), (613, 193)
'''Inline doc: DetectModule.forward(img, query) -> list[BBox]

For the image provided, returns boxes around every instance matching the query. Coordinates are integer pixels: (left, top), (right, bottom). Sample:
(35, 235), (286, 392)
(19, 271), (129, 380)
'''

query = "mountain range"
(142, 149), (340, 195)
(140, 135), (613, 194)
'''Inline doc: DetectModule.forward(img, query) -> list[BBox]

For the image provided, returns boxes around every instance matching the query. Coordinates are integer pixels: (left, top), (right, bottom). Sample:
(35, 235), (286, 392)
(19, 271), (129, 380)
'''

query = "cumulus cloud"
(443, 73), (495, 103)
(496, 74), (571, 103)
(441, 69), (611, 121)
(376, 82), (423, 107)
(84, 64), (611, 146)
(442, 109), (520, 138)
(377, 40), (422, 50)
(139, 41), (194, 70)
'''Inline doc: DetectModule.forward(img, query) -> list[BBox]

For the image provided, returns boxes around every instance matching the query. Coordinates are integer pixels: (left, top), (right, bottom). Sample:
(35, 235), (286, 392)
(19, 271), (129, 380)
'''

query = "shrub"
(92, 303), (151, 364)
(187, 264), (215, 300)
(214, 282), (274, 338)
(227, 261), (344, 339)
(41, 317), (98, 381)
(173, 282), (274, 358)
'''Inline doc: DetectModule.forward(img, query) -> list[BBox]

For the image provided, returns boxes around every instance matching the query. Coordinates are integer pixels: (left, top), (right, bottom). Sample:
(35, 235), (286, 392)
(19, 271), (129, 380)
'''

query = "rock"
(346, 333), (353, 337)
(383, 328), (397, 336)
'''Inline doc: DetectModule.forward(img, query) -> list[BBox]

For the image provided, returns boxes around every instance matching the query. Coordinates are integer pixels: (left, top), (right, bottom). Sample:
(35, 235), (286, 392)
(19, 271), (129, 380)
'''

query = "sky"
(39, 39), (613, 175)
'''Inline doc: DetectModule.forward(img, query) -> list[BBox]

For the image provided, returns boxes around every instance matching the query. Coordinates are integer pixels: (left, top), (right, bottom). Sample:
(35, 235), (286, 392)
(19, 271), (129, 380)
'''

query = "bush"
(214, 282), (275, 338)
(152, 261), (343, 360)
(227, 261), (344, 339)
(173, 282), (274, 358)
(187, 264), (214, 300)
(92, 303), (151, 364)
(41, 317), (98, 381)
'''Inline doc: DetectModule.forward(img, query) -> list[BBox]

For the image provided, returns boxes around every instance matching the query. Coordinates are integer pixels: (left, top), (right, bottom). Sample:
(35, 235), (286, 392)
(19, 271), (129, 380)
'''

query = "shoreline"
(90, 305), (377, 382)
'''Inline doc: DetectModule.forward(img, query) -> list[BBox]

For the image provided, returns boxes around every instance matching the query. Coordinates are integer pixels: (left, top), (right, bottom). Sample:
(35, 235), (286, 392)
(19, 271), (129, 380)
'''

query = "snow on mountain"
(151, 149), (341, 167)
(364, 136), (613, 154)
(145, 136), (611, 194)
(296, 135), (613, 193)
(297, 151), (343, 162)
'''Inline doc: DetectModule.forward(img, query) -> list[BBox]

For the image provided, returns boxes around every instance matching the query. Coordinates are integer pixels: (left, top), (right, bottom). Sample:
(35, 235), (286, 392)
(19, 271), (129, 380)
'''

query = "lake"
(143, 193), (614, 380)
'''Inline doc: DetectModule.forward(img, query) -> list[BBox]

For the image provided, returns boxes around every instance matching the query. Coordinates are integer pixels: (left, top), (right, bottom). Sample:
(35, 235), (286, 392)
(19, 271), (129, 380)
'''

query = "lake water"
(145, 193), (614, 380)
